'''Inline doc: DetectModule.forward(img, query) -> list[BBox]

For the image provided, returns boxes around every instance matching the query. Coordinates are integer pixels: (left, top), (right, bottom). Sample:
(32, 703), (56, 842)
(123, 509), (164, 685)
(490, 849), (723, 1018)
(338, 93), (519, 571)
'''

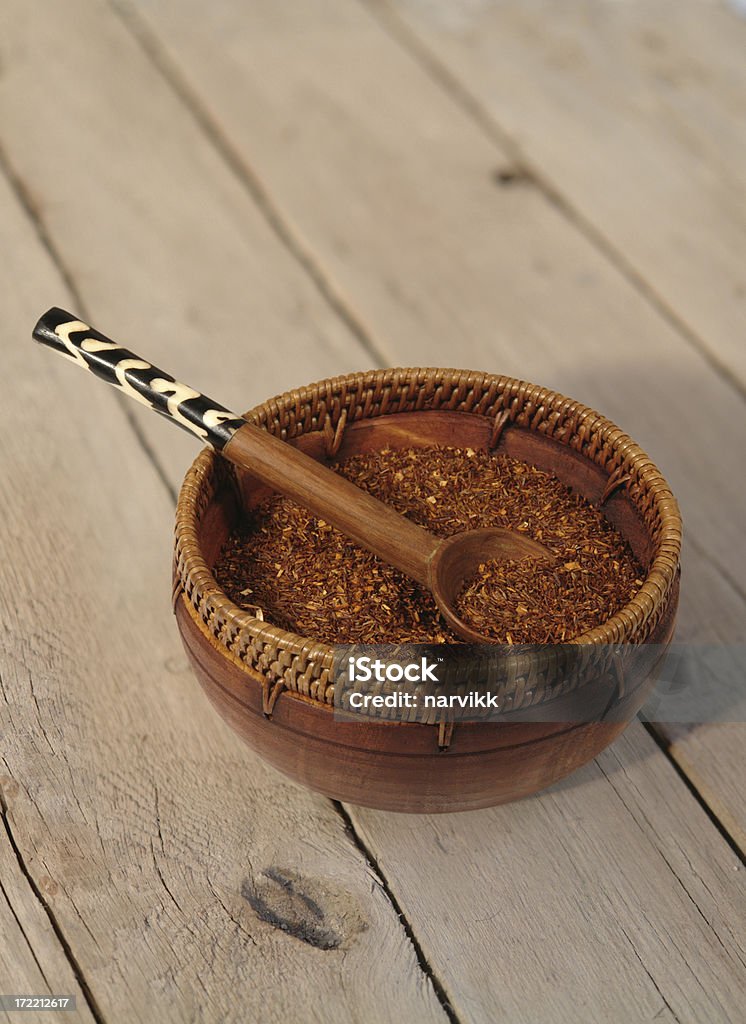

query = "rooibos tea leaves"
(214, 446), (642, 644)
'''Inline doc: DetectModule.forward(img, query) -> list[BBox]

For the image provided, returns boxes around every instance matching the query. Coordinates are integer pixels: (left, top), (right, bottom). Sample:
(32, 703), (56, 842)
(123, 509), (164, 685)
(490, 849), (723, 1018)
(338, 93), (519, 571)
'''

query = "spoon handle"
(33, 308), (247, 449)
(33, 308), (438, 585)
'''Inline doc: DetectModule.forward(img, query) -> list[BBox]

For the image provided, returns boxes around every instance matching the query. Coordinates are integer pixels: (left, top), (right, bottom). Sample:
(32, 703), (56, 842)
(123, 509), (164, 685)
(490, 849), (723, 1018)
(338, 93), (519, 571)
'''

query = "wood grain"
(0, 776), (96, 1023)
(352, 722), (746, 1023)
(0, 0), (378, 489)
(0, 0), (743, 1020)
(115, 0), (746, 842)
(380, 0), (746, 391)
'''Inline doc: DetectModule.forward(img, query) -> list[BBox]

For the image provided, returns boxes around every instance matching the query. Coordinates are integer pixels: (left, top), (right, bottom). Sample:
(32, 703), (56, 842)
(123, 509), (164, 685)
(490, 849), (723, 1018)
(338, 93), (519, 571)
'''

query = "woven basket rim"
(174, 367), (682, 709)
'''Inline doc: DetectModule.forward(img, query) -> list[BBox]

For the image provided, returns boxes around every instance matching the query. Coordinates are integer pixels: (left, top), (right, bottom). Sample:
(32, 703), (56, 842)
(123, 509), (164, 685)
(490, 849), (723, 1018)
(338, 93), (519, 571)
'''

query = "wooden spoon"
(33, 308), (552, 643)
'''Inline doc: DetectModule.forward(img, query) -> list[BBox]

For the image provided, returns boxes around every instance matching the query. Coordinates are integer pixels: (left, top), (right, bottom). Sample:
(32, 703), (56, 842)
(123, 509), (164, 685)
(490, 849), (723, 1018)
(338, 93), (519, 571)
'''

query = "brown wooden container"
(173, 369), (682, 813)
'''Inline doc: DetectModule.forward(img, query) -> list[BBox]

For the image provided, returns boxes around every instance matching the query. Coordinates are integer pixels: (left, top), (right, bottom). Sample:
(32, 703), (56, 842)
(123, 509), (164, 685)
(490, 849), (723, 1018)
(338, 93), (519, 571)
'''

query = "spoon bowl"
(430, 528), (554, 644)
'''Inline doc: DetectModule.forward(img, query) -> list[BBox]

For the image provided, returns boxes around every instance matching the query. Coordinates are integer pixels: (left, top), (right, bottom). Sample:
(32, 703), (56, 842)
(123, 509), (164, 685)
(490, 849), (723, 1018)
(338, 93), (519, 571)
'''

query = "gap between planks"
(109, 0), (391, 370)
(642, 726), (746, 865)
(333, 802), (462, 1024)
(0, 770), (103, 1024)
(0, 142), (178, 506)
(364, 0), (746, 407)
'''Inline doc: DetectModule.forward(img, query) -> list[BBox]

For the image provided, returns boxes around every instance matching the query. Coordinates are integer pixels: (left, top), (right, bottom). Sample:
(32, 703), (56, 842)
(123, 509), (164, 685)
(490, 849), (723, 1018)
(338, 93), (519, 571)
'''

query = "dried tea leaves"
(214, 446), (643, 644)
(455, 555), (642, 643)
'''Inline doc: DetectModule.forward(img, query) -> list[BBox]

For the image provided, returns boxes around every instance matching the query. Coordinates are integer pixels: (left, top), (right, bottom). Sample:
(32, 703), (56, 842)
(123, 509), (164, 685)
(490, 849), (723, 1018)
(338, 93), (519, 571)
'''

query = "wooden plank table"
(0, 1), (743, 1021)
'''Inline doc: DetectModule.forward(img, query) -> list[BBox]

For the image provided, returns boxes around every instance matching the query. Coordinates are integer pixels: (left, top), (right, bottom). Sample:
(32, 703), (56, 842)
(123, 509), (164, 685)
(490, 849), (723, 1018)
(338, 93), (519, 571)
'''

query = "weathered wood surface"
(0, 0), (743, 1021)
(114, 0), (746, 841)
(0, 775), (96, 1024)
(0, 0), (376, 489)
(380, 0), (746, 392)
(355, 724), (746, 1024)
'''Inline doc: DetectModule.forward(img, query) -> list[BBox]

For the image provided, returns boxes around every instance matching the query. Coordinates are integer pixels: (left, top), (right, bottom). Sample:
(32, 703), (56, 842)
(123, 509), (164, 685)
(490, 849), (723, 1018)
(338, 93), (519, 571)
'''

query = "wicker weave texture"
(174, 369), (682, 710)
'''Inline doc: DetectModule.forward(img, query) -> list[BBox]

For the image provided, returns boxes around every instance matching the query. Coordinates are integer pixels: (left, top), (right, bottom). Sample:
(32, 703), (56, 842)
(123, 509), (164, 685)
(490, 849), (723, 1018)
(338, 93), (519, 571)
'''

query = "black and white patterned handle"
(33, 308), (246, 449)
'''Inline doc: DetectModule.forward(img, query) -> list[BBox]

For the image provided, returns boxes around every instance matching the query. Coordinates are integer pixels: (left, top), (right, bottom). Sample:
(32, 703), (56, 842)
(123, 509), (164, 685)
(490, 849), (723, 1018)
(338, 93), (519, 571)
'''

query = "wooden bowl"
(173, 369), (681, 813)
